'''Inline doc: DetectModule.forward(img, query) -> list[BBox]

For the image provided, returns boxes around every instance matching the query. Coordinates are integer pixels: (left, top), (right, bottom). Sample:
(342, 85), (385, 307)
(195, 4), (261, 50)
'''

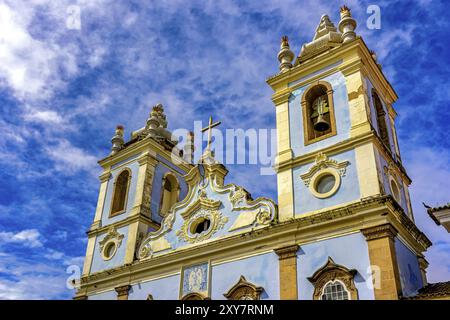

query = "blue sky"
(0, 0), (449, 299)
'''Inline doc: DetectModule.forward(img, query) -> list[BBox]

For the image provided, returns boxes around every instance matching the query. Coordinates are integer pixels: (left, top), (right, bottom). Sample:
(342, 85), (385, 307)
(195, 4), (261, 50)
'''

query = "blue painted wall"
(150, 162), (188, 224)
(297, 233), (374, 300)
(395, 238), (423, 297)
(128, 274), (180, 299)
(292, 149), (360, 215)
(211, 252), (279, 300)
(289, 71), (351, 157)
(101, 159), (140, 226)
(90, 225), (129, 274)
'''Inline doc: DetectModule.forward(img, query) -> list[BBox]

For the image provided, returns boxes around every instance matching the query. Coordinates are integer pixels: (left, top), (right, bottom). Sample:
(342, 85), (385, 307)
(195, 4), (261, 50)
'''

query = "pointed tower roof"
(313, 15), (338, 40)
(295, 15), (342, 65)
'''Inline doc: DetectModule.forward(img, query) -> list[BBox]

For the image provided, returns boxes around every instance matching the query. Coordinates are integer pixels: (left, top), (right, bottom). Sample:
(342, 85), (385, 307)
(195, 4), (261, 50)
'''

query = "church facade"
(74, 7), (441, 300)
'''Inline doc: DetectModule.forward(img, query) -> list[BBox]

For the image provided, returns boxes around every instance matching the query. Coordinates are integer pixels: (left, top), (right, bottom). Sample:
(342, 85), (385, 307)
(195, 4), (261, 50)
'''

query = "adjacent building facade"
(75, 7), (447, 300)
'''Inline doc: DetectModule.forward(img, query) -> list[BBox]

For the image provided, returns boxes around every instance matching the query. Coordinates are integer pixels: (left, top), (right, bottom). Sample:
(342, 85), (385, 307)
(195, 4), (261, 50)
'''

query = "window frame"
(109, 168), (132, 218)
(301, 80), (337, 146)
(159, 172), (180, 218)
(320, 279), (351, 300)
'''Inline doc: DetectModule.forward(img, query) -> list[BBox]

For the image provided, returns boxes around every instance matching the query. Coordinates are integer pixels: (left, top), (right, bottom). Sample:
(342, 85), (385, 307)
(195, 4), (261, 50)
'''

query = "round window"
(309, 169), (341, 199)
(390, 179), (401, 204)
(103, 242), (116, 260)
(189, 217), (211, 235)
(316, 174), (336, 194)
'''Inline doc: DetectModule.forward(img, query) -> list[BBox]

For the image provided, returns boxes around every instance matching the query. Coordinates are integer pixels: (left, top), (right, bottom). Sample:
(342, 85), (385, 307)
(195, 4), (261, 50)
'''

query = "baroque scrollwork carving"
(223, 276), (263, 300)
(99, 227), (124, 261)
(300, 152), (349, 187)
(176, 208), (228, 244)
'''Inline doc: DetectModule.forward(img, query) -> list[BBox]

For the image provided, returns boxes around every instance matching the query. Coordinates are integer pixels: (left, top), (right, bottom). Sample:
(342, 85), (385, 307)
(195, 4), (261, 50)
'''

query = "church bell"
(314, 114), (330, 132)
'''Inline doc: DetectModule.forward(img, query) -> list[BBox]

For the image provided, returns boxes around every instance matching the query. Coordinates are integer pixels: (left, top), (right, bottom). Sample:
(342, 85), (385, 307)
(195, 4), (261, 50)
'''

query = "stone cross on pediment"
(200, 116), (221, 164)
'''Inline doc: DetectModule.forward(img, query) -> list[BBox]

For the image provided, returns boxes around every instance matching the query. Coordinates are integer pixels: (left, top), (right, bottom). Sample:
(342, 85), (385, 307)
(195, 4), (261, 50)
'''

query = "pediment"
(138, 163), (277, 260)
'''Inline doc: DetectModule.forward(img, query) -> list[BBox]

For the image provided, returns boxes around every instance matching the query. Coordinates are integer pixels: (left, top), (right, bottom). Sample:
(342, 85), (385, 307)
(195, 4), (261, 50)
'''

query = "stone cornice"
(86, 214), (159, 237)
(77, 194), (430, 296)
(267, 38), (397, 104)
(275, 130), (373, 172)
(98, 136), (193, 173)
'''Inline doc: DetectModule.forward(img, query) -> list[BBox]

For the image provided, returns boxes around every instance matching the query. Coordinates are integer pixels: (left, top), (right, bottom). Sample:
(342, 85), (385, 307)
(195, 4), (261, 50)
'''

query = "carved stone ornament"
(176, 208), (228, 244)
(300, 153), (349, 187)
(98, 227), (124, 261)
(137, 164), (277, 260)
(307, 257), (358, 300)
(223, 276), (264, 300)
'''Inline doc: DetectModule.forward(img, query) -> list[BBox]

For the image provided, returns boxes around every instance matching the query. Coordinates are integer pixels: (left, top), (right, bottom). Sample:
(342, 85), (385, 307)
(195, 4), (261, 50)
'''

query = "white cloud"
(44, 139), (98, 173)
(0, 229), (42, 248)
(23, 109), (64, 124)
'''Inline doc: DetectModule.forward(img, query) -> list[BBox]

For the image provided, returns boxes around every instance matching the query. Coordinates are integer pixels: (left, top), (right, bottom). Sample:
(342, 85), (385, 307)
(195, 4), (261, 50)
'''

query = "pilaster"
(275, 244), (299, 300)
(81, 235), (97, 275)
(355, 143), (380, 198)
(90, 171), (111, 230)
(362, 224), (402, 300)
(115, 284), (131, 300)
(341, 62), (371, 138)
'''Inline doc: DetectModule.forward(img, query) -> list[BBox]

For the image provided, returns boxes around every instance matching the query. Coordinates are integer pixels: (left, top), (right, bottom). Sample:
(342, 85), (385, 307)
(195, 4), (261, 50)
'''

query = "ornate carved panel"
(308, 257), (358, 300)
(223, 276), (263, 300)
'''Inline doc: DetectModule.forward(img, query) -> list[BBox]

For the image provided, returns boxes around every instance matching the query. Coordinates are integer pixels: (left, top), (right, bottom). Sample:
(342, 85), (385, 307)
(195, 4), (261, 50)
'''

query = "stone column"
(275, 244), (299, 300)
(417, 256), (429, 287)
(115, 285), (131, 300)
(362, 224), (402, 300)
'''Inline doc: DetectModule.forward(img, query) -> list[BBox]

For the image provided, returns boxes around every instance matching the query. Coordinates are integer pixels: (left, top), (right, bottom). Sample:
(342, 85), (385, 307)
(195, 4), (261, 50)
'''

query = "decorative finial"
(146, 103), (168, 133)
(183, 131), (195, 163)
(111, 125), (124, 155)
(277, 35), (294, 73)
(338, 5), (357, 43)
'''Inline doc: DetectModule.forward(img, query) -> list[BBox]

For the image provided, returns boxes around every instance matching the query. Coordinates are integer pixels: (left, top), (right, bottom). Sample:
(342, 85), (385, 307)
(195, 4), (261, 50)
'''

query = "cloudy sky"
(0, 0), (449, 299)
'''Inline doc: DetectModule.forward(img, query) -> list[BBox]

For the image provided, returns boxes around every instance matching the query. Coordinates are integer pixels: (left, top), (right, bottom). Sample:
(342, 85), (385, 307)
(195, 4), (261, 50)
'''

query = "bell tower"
(267, 6), (431, 299)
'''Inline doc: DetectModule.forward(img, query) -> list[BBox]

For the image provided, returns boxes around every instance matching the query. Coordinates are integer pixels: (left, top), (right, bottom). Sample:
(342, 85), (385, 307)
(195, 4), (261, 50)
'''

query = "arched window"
(321, 280), (350, 300)
(372, 89), (390, 148)
(110, 169), (131, 217)
(180, 292), (209, 300)
(159, 173), (179, 217)
(308, 257), (358, 300)
(301, 81), (337, 145)
(223, 276), (263, 300)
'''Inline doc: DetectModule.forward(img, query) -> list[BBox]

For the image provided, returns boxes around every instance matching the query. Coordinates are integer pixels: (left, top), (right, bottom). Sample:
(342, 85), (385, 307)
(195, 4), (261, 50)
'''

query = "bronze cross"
(201, 116), (221, 152)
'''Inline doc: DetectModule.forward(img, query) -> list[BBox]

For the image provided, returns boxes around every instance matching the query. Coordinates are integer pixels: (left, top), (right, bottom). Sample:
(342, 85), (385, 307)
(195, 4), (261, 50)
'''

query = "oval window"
(316, 174), (336, 194)
(190, 217), (211, 235)
(104, 242), (116, 259)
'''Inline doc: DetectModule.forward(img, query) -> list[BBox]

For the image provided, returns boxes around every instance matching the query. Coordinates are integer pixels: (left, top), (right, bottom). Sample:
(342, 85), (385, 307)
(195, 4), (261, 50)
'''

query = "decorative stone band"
(274, 244), (299, 260)
(361, 223), (398, 241)
(115, 285), (131, 300)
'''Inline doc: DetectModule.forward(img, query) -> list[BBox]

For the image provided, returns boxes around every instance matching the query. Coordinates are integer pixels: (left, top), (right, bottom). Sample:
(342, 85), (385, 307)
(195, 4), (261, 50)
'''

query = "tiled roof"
(405, 281), (450, 300)
(428, 203), (450, 213)
(425, 203), (450, 226)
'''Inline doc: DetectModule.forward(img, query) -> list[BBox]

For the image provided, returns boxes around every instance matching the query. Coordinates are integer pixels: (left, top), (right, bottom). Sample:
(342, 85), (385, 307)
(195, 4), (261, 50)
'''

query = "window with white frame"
(320, 280), (350, 300)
